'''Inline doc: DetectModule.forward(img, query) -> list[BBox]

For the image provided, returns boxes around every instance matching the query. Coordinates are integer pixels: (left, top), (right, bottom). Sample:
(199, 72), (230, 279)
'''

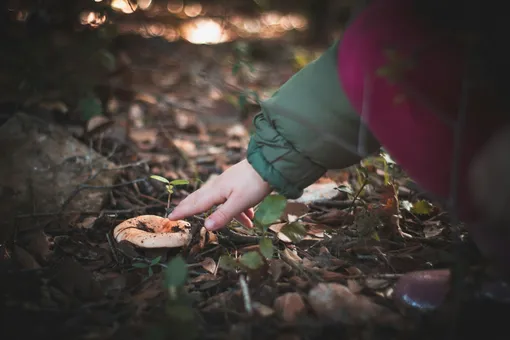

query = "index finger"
(167, 186), (225, 220)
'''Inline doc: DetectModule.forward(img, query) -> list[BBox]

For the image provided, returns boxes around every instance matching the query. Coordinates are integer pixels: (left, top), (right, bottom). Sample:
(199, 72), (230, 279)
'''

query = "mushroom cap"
(113, 215), (192, 248)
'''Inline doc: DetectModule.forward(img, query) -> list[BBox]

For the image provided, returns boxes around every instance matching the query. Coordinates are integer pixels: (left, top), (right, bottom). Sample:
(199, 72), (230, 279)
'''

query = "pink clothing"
(337, 0), (504, 220)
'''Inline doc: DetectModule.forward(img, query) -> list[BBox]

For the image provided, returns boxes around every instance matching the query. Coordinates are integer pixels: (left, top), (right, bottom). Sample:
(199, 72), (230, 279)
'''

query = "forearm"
(246, 40), (380, 198)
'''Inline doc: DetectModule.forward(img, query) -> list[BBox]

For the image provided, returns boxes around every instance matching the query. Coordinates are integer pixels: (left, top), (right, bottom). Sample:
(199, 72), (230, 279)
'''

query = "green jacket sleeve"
(246, 40), (381, 199)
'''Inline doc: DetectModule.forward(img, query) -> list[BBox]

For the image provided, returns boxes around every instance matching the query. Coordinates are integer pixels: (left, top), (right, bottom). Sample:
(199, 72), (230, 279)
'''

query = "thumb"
(204, 196), (247, 231)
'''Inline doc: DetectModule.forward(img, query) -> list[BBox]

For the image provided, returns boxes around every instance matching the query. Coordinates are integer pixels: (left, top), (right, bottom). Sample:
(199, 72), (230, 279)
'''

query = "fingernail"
(204, 219), (215, 230)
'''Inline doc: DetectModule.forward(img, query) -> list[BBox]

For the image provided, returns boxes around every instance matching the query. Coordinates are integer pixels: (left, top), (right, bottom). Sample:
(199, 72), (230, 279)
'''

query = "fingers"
(245, 208), (255, 220)
(168, 186), (224, 221)
(204, 194), (250, 231)
(234, 212), (253, 229)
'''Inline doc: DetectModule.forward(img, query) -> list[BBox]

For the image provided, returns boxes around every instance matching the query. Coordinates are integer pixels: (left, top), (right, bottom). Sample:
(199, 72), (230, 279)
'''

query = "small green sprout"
(132, 256), (163, 279)
(150, 175), (190, 217)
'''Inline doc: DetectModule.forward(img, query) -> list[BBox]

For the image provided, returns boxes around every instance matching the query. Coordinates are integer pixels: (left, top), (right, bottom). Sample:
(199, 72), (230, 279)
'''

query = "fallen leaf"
(347, 279), (363, 293)
(290, 182), (340, 204)
(86, 115), (111, 133)
(253, 302), (275, 317)
(274, 292), (307, 323)
(173, 139), (198, 157)
(282, 202), (309, 221)
(269, 259), (292, 282)
(280, 222), (307, 243)
(75, 216), (98, 229)
(281, 248), (302, 268)
(423, 222), (444, 238)
(411, 200), (433, 215)
(130, 128), (158, 150)
(128, 103), (145, 128)
(306, 224), (327, 238)
(199, 257), (217, 274)
(364, 278), (390, 290)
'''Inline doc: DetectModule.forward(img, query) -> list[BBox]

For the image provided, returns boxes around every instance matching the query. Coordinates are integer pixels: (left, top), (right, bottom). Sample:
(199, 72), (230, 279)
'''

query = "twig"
(348, 177), (369, 214)
(59, 178), (148, 212)
(239, 275), (253, 316)
(15, 204), (163, 219)
(106, 232), (120, 264)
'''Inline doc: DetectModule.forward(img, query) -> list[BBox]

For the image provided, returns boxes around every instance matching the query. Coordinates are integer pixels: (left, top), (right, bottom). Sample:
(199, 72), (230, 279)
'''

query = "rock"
(0, 112), (117, 243)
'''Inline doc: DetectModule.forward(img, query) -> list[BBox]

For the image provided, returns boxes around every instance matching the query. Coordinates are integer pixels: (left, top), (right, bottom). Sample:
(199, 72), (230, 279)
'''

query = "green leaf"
(280, 222), (307, 243)
(411, 200), (433, 215)
(151, 256), (162, 265)
(132, 262), (149, 268)
(77, 95), (103, 120)
(218, 255), (238, 272)
(165, 256), (188, 288)
(259, 237), (273, 259)
(169, 179), (190, 186)
(150, 175), (170, 184)
(336, 185), (353, 195)
(148, 266), (154, 277)
(239, 251), (264, 270)
(371, 231), (381, 242)
(254, 194), (287, 227)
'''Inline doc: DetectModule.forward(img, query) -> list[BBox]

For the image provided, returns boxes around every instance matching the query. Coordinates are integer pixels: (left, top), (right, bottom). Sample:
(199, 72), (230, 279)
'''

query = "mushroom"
(113, 215), (192, 248)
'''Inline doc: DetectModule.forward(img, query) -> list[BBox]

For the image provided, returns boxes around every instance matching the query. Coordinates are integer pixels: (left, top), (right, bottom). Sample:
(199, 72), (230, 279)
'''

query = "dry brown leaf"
(281, 247), (302, 268)
(173, 139), (197, 157)
(86, 115), (111, 133)
(138, 152), (173, 163)
(199, 227), (218, 248)
(423, 221), (444, 238)
(269, 223), (293, 243)
(274, 292), (307, 323)
(364, 278), (390, 290)
(306, 224), (327, 238)
(345, 266), (363, 276)
(129, 128), (158, 150)
(282, 202), (310, 221)
(347, 279), (363, 293)
(200, 257), (217, 274)
(75, 216), (97, 229)
(290, 182), (340, 204)
(269, 259), (292, 282)
(288, 276), (309, 290)
(318, 270), (347, 282)
(253, 302), (275, 317)
(302, 257), (315, 268)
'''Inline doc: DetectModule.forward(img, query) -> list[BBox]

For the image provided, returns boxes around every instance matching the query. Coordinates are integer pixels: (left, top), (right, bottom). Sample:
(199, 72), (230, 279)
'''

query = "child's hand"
(167, 159), (272, 231)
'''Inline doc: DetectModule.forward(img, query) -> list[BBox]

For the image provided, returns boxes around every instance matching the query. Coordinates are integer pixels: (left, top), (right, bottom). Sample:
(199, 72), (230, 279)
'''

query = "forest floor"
(1, 13), (509, 340)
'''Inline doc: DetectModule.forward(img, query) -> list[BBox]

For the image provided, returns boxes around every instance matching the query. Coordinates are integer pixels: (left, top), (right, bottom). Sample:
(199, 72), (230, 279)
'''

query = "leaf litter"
(0, 17), (507, 340)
